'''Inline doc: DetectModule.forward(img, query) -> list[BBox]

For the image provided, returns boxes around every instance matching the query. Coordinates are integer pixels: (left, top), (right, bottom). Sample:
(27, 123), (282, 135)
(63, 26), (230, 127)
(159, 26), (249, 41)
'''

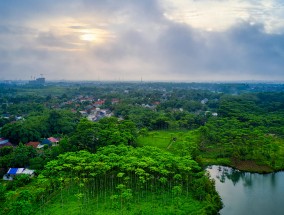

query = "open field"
(137, 130), (199, 155)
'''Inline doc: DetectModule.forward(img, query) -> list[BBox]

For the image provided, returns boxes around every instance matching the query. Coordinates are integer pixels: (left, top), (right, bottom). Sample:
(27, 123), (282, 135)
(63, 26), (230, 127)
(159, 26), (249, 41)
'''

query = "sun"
(80, 33), (96, 41)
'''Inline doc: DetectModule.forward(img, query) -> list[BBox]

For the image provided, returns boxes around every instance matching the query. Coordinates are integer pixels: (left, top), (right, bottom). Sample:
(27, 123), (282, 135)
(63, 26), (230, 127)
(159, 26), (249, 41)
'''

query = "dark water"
(206, 165), (284, 215)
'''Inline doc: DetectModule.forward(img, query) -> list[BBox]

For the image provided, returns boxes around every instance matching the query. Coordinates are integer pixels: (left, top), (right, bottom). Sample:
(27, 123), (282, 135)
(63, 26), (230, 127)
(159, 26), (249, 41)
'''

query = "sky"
(0, 0), (284, 82)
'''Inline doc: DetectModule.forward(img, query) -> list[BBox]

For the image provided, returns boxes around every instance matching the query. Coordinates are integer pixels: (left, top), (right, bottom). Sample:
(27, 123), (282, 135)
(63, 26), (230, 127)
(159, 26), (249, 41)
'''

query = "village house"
(37, 139), (52, 149)
(26, 141), (40, 149)
(0, 137), (12, 148)
(201, 98), (209, 104)
(36, 137), (59, 149)
(94, 99), (105, 107)
(111, 98), (120, 105)
(48, 137), (60, 146)
(3, 168), (35, 180)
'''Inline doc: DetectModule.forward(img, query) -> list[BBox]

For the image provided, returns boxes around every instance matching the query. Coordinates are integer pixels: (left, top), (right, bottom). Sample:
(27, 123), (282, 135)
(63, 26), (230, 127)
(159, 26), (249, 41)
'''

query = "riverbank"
(232, 160), (274, 173)
(137, 129), (282, 175)
(199, 157), (275, 173)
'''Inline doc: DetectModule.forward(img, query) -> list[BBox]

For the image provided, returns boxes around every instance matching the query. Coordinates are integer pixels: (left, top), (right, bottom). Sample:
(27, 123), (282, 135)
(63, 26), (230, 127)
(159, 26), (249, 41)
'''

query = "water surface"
(207, 165), (284, 215)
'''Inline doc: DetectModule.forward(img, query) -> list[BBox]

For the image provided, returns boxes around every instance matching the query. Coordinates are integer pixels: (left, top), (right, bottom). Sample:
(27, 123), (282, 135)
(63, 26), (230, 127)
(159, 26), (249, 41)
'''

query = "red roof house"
(26, 142), (40, 149)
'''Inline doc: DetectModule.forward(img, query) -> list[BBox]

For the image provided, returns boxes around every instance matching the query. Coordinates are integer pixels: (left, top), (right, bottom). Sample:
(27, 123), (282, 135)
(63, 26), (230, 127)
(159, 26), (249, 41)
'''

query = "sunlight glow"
(80, 33), (96, 41)
(31, 18), (115, 49)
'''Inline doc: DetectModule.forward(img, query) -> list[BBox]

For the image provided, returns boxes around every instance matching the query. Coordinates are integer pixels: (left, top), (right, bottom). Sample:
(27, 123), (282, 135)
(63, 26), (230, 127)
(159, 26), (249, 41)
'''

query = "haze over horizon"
(1, 0), (284, 82)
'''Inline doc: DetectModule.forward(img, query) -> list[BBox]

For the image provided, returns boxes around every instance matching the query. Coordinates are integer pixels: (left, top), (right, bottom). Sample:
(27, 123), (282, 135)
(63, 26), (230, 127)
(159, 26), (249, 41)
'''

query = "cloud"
(86, 19), (284, 81)
(0, 0), (284, 81)
(155, 21), (284, 80)
(162, 0), (284, 33)
(36, 31), (81, 50)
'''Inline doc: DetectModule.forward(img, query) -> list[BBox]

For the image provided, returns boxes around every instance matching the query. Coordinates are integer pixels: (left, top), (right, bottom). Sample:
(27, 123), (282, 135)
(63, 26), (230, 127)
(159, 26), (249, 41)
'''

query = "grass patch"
(137, 130), (199, 155)
(197, 157), (231, 167)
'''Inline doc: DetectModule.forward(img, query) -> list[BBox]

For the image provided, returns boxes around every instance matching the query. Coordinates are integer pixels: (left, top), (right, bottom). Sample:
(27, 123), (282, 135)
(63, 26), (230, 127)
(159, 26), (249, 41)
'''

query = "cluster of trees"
(199, 92), (284, 170)
(0, 116), (142, 214)
(0, 113), (223, 214)
(0, 116), (138, 172)
(1, 145), (221, 214)
(0, 142), (67, 173)
(0, 145), (37, 174)
(69, 117), (138, 152)
(1, 110), (79, 144)
(113, 103), (210, 130)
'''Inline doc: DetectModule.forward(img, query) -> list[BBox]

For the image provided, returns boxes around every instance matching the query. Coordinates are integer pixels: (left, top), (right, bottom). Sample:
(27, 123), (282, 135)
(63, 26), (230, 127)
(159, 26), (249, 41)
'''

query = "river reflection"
(210, 166), (253, 186)
(207, 165), (284, 215)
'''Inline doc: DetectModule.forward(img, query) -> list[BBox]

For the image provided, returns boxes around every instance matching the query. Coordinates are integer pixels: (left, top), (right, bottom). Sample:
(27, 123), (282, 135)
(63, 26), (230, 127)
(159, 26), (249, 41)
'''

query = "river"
(206, 165), (284, 215)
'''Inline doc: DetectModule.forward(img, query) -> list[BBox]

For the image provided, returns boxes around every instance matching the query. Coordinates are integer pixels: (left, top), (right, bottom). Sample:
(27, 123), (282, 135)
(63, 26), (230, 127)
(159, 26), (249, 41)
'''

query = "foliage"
(1, 110), (79, 144)
(70, 117), (138, 152)
(38, 145), (221, 214)
(198, 93), (284, 171)
(0, 144), (37, 170)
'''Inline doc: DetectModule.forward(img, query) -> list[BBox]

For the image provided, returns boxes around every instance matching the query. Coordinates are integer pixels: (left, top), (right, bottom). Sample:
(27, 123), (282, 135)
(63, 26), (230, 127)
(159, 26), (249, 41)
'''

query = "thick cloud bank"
(0, 0), (283, 81)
